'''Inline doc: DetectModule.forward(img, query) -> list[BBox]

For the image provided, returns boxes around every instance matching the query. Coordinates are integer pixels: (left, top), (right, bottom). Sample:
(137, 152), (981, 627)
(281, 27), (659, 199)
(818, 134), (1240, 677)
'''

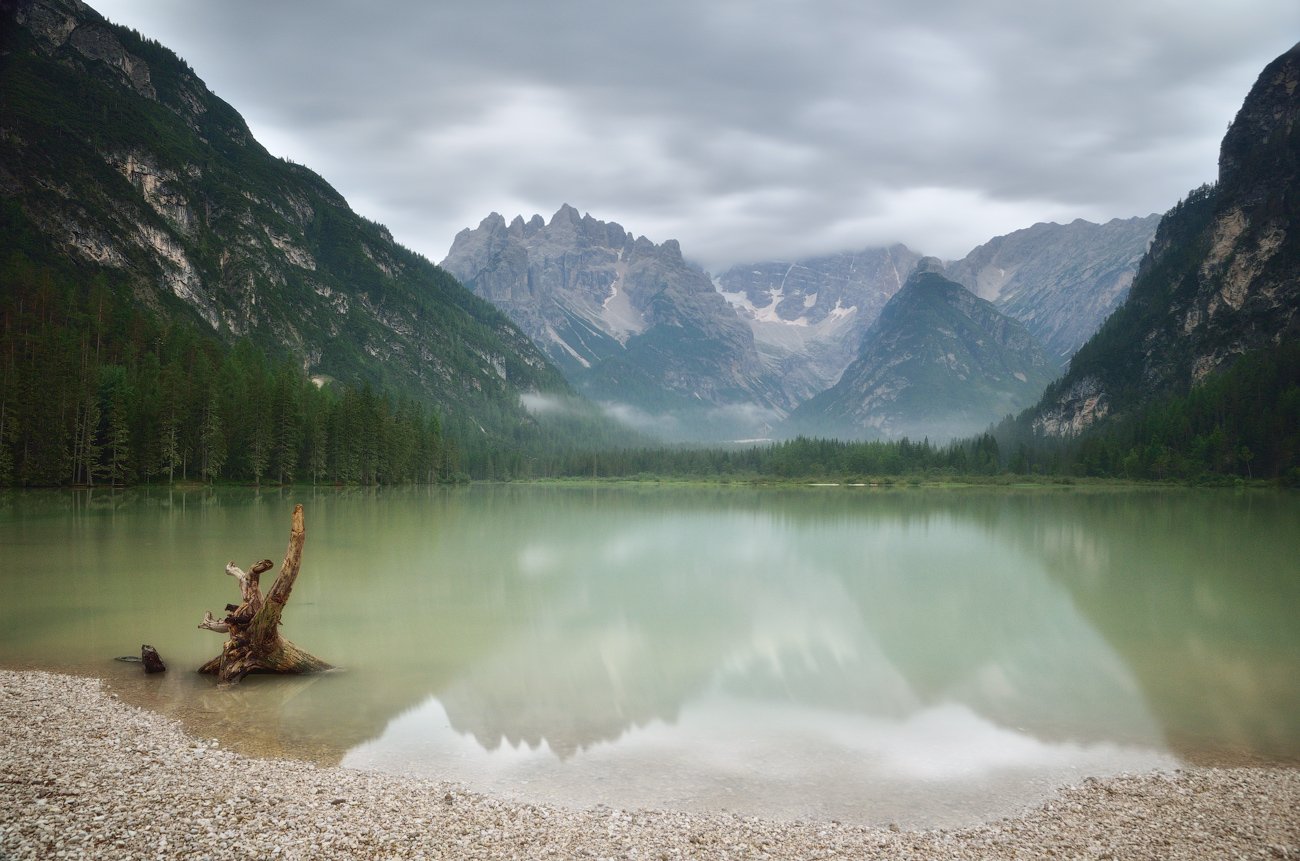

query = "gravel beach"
(2, 670), (1297, 861)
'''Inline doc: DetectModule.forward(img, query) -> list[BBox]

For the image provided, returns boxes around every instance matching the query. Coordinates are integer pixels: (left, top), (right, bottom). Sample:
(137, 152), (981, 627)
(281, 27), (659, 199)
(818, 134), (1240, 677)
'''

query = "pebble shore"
(2, 670), (1298, 861)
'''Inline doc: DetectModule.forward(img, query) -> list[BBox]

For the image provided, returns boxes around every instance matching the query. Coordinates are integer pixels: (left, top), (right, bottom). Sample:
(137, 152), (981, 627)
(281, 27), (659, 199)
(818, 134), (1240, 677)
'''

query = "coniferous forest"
(471, 340), (1300, 484)
(0, 252), (455, 488)
(4, 236), (1296, 488)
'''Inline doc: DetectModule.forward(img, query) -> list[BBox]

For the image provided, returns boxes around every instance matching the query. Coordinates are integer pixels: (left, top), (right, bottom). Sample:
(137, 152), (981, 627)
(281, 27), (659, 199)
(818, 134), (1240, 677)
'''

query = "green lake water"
(1, 485), (1297, 827)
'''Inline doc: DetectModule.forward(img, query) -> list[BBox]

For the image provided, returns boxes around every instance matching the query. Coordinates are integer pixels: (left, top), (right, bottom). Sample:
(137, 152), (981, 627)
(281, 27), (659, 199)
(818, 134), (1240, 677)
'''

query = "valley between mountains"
(443, 206), (1159, 441)
(2, 0), (1297, 483)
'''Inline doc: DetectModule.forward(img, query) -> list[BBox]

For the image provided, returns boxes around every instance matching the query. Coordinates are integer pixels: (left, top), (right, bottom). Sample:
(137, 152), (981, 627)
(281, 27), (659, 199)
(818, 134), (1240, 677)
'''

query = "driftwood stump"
(198, 504), (332, 685)
(141, 645), (166, 673)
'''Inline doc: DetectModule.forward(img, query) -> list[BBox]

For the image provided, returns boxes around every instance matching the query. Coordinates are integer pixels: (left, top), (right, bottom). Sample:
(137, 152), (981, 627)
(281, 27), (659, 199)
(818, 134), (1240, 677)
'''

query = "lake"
(0, 484), (1297, 828)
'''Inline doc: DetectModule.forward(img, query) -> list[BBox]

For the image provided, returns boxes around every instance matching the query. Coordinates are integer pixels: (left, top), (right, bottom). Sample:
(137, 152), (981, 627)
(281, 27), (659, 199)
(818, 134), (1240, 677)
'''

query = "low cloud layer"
(94, 0), (1299, 269)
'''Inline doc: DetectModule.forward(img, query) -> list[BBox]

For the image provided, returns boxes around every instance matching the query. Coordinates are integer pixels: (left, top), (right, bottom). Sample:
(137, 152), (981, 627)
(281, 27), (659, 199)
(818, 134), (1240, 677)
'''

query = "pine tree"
(105, 399), (130, 486)
(248, 430), (269, 486)
(101, 370), (132, 486)
(72, 389), (102, 486)
(199, 390), (226, 483)
(305, 399), (328, 486)
(272, 367), (303, 485)
(159, 410), (180, 484)
(0, 401), (12, 487)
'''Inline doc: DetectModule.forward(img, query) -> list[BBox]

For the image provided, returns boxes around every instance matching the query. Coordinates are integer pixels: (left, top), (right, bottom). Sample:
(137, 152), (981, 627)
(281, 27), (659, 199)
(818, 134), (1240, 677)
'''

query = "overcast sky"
(92, 0), (1299, 271)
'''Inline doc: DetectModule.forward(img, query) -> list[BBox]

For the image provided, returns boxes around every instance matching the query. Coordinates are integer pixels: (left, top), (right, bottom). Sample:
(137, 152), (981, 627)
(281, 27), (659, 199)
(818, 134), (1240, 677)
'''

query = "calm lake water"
(1, 485), (1297, 827)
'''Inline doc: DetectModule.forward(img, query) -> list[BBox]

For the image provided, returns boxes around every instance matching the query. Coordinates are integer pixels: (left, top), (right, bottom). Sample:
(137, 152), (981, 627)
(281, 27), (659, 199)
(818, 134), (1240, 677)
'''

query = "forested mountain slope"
(1035, 42), (1300, 437)
(787, 264), (1054, 441)
(1, 0), (571, 446)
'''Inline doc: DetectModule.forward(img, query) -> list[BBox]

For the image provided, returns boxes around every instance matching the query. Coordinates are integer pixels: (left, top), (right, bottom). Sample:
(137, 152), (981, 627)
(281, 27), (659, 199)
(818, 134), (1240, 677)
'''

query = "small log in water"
(141, 645), (166, 673)
(197, 504), (332, 685)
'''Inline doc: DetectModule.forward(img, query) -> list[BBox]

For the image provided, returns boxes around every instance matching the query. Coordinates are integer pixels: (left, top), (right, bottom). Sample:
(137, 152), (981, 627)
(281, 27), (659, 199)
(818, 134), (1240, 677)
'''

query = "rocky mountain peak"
(1219, 42), (1300, 191)
(18, 0), (153, 98)
(12, 0), (259, 145)
(658, 238), (684, 265)
(714, 243), (924, 406)
(442, 210), (782, 439)
(786, 270), (1053, 441)
(911, 256), (946, 277)
(550, 202), (582, 225)
(525, 204), (631, 252)
(1035, 42), (1300, 436)
(478, 212), (508, 232)
(944, 214), (1160, 365)
(887, 269), (982, 322)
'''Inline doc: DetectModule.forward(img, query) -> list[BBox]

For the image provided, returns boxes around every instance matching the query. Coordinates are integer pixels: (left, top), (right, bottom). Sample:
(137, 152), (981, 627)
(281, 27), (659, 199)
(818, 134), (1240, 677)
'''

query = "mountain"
(787, 262), (1055, 440)
(1, 0), (571, 440)
(714, 218), (1154, 407)
(944, 215), (1160, 366)
(713, 245), (923, 405)
(441, 206), (783, 439)
(1035, 42), (1300, 436)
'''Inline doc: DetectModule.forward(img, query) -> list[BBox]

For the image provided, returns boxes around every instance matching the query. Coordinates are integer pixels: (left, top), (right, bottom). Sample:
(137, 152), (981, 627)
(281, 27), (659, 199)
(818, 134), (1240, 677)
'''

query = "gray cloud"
(94, 0), (1299, 269)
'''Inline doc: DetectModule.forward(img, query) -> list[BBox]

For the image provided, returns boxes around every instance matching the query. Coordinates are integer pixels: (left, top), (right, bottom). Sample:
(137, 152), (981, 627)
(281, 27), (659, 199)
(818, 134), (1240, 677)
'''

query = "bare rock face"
(17, 0), (82, 50)
(1035, 42), (1300, 436)
(945, 216), (1160, 368)
(443, 206), (784, 440)
(17, 0), (156, 99)
(713, 245), (923, 406)
(1033, 376), (1110, 437)
(108, 152), (194, 234)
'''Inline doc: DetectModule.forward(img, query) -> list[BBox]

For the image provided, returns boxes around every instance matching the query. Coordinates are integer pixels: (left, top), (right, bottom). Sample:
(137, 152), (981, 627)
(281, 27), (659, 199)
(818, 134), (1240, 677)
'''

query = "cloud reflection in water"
(342, 502), (1179, 827)
(344, 692), (1175, 828)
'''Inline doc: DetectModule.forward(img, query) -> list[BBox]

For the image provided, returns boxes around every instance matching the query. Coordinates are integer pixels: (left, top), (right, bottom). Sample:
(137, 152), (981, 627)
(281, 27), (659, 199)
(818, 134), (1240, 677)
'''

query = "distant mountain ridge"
(713, 218), (1157, 408)
(714, 245), (923, 405)
(443, 205), (1159, 442)
(2, 0), (570, 439)
(786, 262), (1055, 440)
(442, 205), (784, 439)
(944, 215), (1160, 365)
(1035, 42), (1300, 436)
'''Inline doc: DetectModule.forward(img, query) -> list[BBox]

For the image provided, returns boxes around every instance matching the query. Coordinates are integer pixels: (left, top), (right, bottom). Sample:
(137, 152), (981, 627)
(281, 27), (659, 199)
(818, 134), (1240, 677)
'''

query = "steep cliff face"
(443, 206), (783, 439)
(1, 0), (568, 432)
(1036, 43), (1300, 436)
(713, 245), (923, 405)
(787, 264), (1055, 441)
(944, 216), (1160, 366)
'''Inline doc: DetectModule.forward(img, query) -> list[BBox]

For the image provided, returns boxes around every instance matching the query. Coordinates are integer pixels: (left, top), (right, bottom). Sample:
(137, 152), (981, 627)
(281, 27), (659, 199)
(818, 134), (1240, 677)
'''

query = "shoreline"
(3, 671), (1298, 860)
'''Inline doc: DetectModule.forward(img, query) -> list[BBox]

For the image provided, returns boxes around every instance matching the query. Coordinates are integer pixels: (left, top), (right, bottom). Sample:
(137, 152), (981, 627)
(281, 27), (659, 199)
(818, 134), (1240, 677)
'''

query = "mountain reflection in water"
(1, 486), (1295, 827)
(337, 487), (1294, 825)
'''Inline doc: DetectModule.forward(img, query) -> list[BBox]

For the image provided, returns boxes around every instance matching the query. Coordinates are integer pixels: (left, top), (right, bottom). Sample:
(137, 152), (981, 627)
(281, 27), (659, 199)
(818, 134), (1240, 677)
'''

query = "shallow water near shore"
(1, 484), (1297, 827)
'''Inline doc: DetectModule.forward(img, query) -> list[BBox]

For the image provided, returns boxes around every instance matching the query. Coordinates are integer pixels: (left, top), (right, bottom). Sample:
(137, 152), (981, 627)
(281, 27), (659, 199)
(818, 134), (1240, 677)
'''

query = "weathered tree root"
(198, 504), (332, 685)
